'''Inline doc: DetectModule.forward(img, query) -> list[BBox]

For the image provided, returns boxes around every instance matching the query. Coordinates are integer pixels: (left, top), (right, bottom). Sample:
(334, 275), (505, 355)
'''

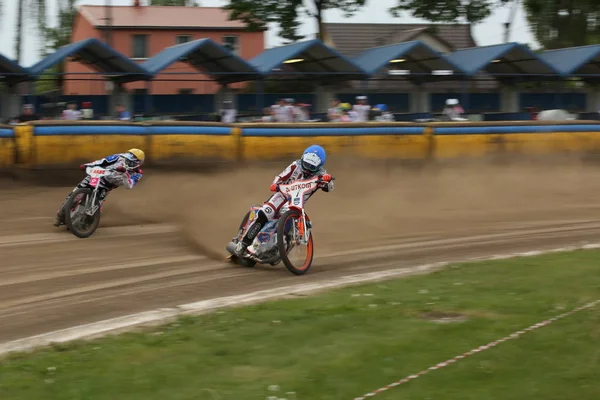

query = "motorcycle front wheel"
(276, 209), (314, 275)
(65, 188), (101, 239)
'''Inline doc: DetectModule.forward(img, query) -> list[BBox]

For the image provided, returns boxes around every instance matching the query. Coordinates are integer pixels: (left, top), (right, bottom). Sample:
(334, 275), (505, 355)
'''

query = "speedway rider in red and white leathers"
(234, 145), (334, 256)
(53, 148), (145, 227)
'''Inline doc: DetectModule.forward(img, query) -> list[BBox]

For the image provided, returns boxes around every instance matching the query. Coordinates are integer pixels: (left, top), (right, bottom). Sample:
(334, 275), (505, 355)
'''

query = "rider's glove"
(131, 173), (142, 185)
(116, 166), (126, 173)
(79, 164), (87, 170)
(319, 175), (334, 192)
(135, 168), (143, 174)
(269, 183), (279, 192)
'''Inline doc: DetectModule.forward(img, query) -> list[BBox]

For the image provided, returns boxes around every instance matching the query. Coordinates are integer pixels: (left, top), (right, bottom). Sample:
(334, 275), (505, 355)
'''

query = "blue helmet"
(375, 104), (388, 112)
(301, 145), (326, 173)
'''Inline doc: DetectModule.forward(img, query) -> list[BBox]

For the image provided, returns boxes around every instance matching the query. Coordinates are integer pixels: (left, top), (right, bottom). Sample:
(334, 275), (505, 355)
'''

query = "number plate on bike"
(86, 167), (108, 188)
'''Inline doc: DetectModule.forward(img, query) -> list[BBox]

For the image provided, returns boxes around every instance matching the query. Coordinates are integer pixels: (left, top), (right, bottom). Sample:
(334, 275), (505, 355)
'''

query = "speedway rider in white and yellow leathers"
(234, 145), (334, 256)
(53, 148), (145, 227)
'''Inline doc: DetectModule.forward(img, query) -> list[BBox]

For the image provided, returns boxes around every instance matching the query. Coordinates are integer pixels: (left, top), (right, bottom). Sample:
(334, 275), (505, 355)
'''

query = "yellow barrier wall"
(31, 121), (147, 166)
(431, 121), (600, 159)
(500, 132), (600, 155)
(30, 121), (237, 166)
(145, 122), (237, 163)
(0, 125), (15, 168)
(13, 124), (33, 166)
(2, 120), (600, 168)
(238, 123), (428, 161)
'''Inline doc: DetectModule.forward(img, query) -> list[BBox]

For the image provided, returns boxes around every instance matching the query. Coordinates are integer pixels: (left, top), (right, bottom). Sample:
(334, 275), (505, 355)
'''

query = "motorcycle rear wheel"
(276, 209), (314, 275)
(65, 188), (101, 239)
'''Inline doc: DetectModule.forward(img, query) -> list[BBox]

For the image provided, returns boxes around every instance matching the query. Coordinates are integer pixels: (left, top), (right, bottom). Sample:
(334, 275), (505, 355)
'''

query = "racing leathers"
(235, 159), (334, 256)
(54, 154), (143, 226)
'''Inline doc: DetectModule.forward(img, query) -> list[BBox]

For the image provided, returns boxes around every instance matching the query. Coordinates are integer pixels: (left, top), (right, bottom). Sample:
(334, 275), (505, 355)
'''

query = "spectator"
(295, 103), (311, 122)
(525, 106), (539, 120)
(348, 103), (359, 122)
(369, 106), (382, 121)
(81, 101), (94, 120)
(373, 104), (395, 122)
(286, 98), (298, 122)
(353, 95), (370, 122)
(115, 104), (131, 121)
(339, 103), (355, 122)
(339, 109), (351, 122)
(261, 107), (275, 122)
(442, 99), (466, 121)
(62, 102), (82, 120)
(274, 98), (294, 122)
(270, 102), (278, 121)
(11, 104), (40, 124)
(328, 98), (342, 122)
(273, 98), (291, 122)
(219, 100), (237, 123)
(289, 99), (306, 122)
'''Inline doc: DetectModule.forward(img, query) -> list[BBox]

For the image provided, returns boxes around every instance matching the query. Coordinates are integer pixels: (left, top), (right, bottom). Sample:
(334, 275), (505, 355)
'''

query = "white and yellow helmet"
(123, 148), (145, 169)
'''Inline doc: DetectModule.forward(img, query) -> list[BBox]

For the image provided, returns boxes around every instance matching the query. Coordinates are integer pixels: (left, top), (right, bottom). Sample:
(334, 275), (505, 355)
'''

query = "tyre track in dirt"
(2, 161), (600, 344)
(1, 217), (600, 344)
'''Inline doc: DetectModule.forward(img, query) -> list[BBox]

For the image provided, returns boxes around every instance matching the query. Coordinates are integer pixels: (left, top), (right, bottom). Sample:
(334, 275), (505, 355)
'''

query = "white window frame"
(175, 35), (192, 45)
(222, 35), (240, 55)
(131, 34), (149, 60)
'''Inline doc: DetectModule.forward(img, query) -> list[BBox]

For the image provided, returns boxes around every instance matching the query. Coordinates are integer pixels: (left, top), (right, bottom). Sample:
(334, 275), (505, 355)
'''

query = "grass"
(1, 251), (599, 400)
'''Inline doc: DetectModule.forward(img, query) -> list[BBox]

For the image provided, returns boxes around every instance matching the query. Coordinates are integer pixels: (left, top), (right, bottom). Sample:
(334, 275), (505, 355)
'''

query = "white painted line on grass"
(354, 299), (600, 399)
(0, 242), (599, 357)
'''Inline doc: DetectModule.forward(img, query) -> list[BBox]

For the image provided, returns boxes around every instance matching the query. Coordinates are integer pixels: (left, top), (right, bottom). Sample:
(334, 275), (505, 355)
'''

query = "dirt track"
(2, 160), (600, 344)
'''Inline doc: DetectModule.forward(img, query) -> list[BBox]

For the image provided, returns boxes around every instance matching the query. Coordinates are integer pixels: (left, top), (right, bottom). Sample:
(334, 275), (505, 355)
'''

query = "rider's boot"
(235, 210), (268, 256)
(53, 194), (71, 227)
(98, 188), (109, 212)
(53, 212), (64, 227)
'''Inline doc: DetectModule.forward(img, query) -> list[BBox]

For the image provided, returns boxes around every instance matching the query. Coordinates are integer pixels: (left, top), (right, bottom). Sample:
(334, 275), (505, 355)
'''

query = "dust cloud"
(96, 157), (600, 260)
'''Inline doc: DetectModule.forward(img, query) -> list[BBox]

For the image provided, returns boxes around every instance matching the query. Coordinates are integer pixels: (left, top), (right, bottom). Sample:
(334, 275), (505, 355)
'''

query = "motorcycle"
(226, 174), (334, 275)
(63, 166), (114, 238)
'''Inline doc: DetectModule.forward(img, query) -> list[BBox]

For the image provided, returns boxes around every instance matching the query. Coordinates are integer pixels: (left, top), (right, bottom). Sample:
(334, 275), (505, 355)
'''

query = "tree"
(524, 0), (600, 49)
(34, 67), (60, 95)
(44, 0), (76, 54)
(389, 0), (511, 24)
(225, 0), (524, 44)
(37, 0), (76, 93)
(150, 0), (199, 5)
(223, 0), (367, 43)
(12, 0), (47, 64)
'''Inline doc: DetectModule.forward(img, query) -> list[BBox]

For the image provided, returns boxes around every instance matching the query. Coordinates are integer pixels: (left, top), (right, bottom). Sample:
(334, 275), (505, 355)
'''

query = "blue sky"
(0, 0), (537, 66)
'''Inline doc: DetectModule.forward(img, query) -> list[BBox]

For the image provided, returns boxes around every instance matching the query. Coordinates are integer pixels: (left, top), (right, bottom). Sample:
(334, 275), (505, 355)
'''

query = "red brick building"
(64, 4), (265, 95)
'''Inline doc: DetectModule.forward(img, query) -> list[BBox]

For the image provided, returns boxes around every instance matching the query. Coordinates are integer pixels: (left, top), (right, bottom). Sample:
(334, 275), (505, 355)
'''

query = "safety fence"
(2, 120), (600, 168)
